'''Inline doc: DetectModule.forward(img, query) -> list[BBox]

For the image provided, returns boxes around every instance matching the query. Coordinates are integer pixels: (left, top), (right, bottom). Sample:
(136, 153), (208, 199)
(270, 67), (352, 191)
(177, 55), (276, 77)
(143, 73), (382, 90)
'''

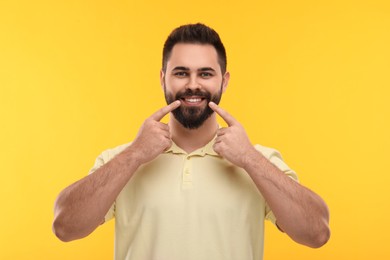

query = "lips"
(175, 89), (211, 107)
(183, 96), (203, 103)
(180, 96), (206, 106)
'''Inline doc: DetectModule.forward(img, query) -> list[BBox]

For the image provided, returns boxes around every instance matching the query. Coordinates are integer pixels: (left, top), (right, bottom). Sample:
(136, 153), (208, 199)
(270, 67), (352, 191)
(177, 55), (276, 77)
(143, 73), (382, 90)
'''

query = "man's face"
(161, 43), (229, 129)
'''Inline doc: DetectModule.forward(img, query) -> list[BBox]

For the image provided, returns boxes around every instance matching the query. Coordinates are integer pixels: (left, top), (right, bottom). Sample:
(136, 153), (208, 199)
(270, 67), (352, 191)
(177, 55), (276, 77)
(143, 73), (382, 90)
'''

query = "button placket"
(182, 155), (193, 189)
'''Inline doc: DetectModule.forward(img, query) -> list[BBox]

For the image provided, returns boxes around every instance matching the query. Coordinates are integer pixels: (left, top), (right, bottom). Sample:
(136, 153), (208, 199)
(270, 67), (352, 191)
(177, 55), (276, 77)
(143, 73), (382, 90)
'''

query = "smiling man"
(53, 23), (330, 260)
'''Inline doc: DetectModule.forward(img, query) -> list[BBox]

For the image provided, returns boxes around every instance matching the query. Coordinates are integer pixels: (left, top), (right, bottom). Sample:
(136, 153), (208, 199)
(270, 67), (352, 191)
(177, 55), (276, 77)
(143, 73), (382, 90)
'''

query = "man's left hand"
(209, 102), (258, 168)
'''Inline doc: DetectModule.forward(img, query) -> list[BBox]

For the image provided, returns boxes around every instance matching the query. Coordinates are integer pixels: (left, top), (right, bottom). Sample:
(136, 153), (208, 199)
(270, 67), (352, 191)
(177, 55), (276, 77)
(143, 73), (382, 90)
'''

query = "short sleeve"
(88, 150), (116, 222)
(88, 143), (132, 222)
(254, 144), (299, 225)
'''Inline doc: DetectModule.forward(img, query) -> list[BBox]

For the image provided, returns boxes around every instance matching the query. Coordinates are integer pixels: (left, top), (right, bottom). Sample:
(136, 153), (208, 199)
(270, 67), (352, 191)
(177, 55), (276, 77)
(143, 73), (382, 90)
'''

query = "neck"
(169, 113), (218, 154)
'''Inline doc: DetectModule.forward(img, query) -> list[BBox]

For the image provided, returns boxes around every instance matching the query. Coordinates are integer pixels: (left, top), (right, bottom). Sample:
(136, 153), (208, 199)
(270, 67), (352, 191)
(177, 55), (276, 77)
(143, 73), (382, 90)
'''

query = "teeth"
(185, 98), (202, 103)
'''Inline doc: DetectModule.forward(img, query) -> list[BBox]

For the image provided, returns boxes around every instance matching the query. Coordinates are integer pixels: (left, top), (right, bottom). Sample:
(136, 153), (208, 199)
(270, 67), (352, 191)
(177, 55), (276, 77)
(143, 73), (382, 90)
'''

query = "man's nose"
(186, 74), (200, 90)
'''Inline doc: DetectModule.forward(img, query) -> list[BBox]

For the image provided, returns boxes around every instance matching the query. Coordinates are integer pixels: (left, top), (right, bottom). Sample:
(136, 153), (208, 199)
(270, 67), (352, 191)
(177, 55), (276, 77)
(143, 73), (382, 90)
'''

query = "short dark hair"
(162, 23), (227, 74)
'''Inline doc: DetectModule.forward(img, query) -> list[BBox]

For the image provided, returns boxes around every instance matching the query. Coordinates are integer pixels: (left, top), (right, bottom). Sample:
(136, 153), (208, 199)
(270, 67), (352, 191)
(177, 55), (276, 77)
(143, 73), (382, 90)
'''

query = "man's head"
(161, 23), (230, 129)
(162, 23), (227, 75)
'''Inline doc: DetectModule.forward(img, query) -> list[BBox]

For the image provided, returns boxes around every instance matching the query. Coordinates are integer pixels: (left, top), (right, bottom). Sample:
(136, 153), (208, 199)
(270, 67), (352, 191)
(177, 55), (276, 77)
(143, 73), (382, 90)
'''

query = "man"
(53, 23), (330, 259)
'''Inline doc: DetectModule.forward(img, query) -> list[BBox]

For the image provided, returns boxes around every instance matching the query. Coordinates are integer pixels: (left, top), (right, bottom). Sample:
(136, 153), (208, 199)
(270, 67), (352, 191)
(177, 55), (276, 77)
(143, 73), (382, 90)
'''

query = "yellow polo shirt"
(89, 138), (298, 260)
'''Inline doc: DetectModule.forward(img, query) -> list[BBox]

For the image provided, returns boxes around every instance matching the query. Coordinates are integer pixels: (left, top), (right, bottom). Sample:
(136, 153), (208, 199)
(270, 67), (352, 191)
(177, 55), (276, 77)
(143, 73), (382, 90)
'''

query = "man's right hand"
(129, 100), (181, 166)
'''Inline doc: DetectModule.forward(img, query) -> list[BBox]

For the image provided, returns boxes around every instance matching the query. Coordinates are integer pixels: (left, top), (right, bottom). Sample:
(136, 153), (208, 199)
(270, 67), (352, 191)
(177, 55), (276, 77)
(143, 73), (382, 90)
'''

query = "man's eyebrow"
(172, 66), (190, 71)
(171, 66), (216, 72)
(198, 67), (216, 72)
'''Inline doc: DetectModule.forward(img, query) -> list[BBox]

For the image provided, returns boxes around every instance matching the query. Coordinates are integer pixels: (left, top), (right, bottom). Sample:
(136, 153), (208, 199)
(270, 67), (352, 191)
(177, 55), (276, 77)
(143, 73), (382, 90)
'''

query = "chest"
(116, 154), (265, 220)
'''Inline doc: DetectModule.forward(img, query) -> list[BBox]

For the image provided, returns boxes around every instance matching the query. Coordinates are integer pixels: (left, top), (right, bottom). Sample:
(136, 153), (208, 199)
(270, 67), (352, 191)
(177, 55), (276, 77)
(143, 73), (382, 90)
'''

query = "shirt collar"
(165, 136), (219, 157)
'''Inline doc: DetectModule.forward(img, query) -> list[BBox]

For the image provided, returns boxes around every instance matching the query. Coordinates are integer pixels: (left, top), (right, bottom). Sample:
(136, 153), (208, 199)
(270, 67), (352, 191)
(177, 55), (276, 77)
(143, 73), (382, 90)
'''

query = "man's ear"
(160, 70), (165, 91)
(222, 71), (230, 93)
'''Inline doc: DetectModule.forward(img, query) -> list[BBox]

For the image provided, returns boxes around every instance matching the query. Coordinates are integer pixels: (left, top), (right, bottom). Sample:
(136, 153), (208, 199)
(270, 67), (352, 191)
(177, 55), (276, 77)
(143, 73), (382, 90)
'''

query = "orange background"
(1, 0), (389, 259)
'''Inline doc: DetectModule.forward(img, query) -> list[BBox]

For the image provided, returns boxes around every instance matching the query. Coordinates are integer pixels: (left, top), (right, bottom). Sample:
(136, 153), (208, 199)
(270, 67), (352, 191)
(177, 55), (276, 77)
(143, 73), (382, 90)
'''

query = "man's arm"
(52, 101), (181, 242)
(209, 102), (330, 248)
(243, 150), (330, 248)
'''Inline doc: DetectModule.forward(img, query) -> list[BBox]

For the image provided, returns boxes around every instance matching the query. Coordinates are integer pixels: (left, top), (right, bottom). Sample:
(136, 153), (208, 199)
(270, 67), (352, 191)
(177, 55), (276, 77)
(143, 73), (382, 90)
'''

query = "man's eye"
(175, 72), (188, 77)
(200, 72), (212, 77)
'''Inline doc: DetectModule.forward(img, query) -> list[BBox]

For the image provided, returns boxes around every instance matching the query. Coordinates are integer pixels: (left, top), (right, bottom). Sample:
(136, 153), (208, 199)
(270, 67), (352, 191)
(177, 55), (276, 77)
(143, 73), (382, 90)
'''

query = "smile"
(185, 98), (202, 103)
(181, 96), (206, 106)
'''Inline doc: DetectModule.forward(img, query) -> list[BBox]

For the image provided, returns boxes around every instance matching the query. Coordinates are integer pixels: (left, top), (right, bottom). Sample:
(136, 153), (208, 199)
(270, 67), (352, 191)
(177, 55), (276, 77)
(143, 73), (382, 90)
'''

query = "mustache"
(175, 89), (212, 100)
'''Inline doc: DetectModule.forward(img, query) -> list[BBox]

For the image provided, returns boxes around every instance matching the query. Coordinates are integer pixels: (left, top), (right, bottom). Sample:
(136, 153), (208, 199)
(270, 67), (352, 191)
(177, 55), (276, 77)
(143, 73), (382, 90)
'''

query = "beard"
(164, 85), (223, 129)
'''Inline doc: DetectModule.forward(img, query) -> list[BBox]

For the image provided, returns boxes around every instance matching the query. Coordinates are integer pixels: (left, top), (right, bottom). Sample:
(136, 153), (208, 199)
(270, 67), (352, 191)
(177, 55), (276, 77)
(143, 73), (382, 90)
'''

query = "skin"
(161, 43), (230, 153)
(53, 43), (330, 248)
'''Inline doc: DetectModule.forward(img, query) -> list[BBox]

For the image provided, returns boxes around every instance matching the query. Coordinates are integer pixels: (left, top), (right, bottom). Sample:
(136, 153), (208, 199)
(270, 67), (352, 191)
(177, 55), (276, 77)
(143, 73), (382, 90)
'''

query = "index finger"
(150, 100), (181, 121)
(208, 102), (237, 126)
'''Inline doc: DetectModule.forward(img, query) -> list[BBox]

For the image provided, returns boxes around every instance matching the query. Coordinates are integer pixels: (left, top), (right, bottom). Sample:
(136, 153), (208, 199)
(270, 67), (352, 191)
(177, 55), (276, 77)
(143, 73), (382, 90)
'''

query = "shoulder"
(253, 144), (299, 182)
(99, 142), (132, 162)
(88, 142), (132, 174)
(253, 144), (284, 160)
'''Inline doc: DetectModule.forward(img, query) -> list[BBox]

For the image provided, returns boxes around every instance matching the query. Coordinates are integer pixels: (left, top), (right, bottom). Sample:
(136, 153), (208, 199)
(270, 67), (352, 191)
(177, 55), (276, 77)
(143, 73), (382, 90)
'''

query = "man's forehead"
(166, 43), (220, 71)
